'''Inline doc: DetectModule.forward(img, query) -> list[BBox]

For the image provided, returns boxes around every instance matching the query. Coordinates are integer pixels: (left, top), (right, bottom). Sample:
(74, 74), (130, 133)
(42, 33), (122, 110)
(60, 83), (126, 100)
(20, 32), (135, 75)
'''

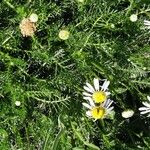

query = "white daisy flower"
(139, 96), (150, 117)
(82, 99), (114, 120)
(144, 20), (150, 29)
(83, 78), (110, 103)
(122, 109), (134, 118)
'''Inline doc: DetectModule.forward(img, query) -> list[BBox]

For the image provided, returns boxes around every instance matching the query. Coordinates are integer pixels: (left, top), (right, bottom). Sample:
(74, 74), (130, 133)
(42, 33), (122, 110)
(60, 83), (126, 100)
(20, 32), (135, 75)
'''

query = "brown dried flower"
(19, 18), (36, 37)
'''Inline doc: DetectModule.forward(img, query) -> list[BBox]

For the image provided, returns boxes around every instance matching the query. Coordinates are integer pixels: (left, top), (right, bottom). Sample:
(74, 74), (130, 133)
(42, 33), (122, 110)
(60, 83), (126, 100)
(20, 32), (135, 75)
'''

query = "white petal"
(93, 78), (99, 91)
(147, 96), (150, 102)
(106, 92), (111, 96)
(102, 99), (109, 107)
(108, 106), (114, 111)
(83, 96), (92, 100)
(82, 103), (92, 109)
(139, 107), (150, 111)
(102, 99), (113, 109)
(147, 113), (150, 117)
(83, 97), (95, 107)
(83, 92), (92, 97)
(83, 86), (93, 93)
(102, 99), (107, 107)
(106, 106), (114, 114)
(86, 82), (95, 92)
(142, 102), (150, 108)
(144, 26), (150, 29)
(101, 80), (110, 91)
(86, 111), (92, 117)
(106, 100), (113, 109)
(144, 20), (150, 25)
(89, 101), (95, 107)
(144, 21), (150, 25)
(140, 109), (150, 114)
(144, 20), (150, 23)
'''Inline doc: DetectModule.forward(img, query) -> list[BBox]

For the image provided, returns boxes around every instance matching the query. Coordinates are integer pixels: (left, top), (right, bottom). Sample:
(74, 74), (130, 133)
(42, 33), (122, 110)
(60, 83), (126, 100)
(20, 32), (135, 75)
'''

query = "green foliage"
(0, 0), (150, 149)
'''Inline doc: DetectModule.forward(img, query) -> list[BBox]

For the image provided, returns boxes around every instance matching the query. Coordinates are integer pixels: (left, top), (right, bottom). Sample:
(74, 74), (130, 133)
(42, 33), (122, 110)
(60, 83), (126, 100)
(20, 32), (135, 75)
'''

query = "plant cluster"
(0, 0), (150, 149)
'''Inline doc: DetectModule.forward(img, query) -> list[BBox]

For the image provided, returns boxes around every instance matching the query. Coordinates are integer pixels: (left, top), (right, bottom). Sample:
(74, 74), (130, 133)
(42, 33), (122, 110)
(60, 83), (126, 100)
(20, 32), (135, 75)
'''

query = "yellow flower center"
(92, 91), (106, 103)
(91, 107), (105, 119)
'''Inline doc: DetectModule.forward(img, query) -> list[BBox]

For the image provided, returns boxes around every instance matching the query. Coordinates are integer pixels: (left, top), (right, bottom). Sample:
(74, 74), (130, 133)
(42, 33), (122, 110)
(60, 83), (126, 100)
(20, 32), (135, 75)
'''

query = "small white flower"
(122, 109), (134, 118)
(15, 101), (21, 106)
(144, 20), (150, 29)
(130, 14), (138, 22)
(139, 96), (150, 117)
(29, 13), (38, 23)
(58, 30), (70, 40)
(82, 99), (114, 120)
(83, 78), (111, 103)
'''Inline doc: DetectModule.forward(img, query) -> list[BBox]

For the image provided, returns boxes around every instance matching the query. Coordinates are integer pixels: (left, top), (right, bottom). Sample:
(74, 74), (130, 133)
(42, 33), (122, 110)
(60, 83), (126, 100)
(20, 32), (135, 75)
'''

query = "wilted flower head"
(19, 18), (36, 37)
(19, 13), (38, 37)
(139, 96), (150, 117)
(130, 14), (138, 22)
(122, 109), (134, 118)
